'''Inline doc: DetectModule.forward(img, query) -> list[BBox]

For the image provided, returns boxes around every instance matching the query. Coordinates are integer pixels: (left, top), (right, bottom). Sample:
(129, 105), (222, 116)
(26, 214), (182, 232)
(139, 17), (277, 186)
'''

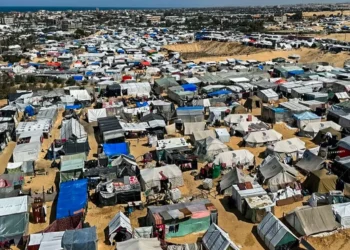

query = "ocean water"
(0, 6), (160, 12)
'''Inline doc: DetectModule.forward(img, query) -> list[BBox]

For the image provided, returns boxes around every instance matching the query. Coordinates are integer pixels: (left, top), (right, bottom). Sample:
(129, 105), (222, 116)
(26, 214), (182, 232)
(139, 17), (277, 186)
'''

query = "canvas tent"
(213, 150), (255, 168)
(257, 212), (299, 250)
(234, 121), (270, 136)
(60, 118), (87, 143)
(244, 130), (282, 147)
(293, 112), (321, 129)
(258, 89), (279, 103)
(87, 108), (107, 124)
(215, 128), (230, 143)
(224, 114), (258, 125)
(191, 130), (216, 144)
(196, 136), (229, 160)
(140, 165), (184, 191)
(12, 142), (41, 163)
(301, 121), (342, 138)
(332, 202), (350, 228)
(202, 223), (240, 250)
(313, 127), (342, 145)
(266, 138), (305, 160)
(303, 169), (337, 194)
(285, 205), (339, 236)
(133, 227), (153, 239)
(219, 168), (254, 195)
(108, 212), (132, 244)
(62, 227), (97, 250)
(184, 122), (206, 135)
(27, 231), (64, 250)
(244, 95), (262, 110)
(60, 153), (86, 183)
(116, 238), (161, 250)
(0, 196), (29, 244)
(295, 150), (325, 173)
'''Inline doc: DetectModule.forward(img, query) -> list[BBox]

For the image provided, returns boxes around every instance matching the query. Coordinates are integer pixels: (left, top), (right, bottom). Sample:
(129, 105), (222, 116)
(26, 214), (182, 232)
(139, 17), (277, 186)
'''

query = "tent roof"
(313, 127), (342, 144)
(213, 149), (255, 166)
(60, 153), (86, 172)
(244, 130), (282, 144)
(259, 155), (298, 180)
(141, 165), (183, 185)
(220, 168), (253, 191)
(0, 196), (28, 216)
(192, 130), (216, 142)
(116, 238), (161, 250)
(295, 150), (325, 172)
(288, 205), (339, 235)
(62, 227), (97, 250)
(303, 121), (342, 133)
(103, 143), (129, 157)
(270, 138), (305, 153)
(202, 223), (240, 250)
(140, 113), (165, 123)
(293, 111), (320, 120)
(108, 212), (132, 235)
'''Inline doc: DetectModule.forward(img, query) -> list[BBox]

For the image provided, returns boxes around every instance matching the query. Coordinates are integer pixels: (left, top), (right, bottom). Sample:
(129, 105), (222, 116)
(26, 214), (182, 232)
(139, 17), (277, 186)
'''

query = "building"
(274, 15), (287, 23)
(1, 17), (14, 25)
(145, 15), (161, 24)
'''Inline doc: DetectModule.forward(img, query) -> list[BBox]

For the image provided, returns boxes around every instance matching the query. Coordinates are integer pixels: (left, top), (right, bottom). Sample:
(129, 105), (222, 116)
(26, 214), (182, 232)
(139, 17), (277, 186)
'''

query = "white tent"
(213, 150), (254, 168)
(140, 165), (184, 191)
(215, 128), (230, 143)
(119, 82), (151, 97)
(200, 136), (229, 159)
(234, 121), (270, 135)
(116, 238), (161, 250)
(108, 212), (132, 244)
(244, 130), (282, 147)
(332, 202), (350, 228)
(13, 142), (41, 162)
(60, 118), (87, 143)
(301, 121), (342, 138)
(184, 122), (206, 135)
(258, 89), (279, 103)
(87, 108), (107, 123)
(133, 227), (153, 239)
(224, 114), (258, 125)
(69, 89), (91, 101)
(28, 231), (64, 250)
(266, 138), (305, 159)
(202, 223), (240, 250)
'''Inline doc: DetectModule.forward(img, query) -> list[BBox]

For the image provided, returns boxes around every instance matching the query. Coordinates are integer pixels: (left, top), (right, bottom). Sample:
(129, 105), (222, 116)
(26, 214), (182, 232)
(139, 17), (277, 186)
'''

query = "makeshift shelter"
(191, 130), (216, 144)
(62, 227), (97, 250)
(60, 153), (86, 183)
(234, 121), (270, 136)
(103, 142), (129, 158)
(258, 155), (298, 191)
(146, 199), (215, 239)
(140, 165), (184, 191)
(0, 173), (24, 198)
(202, 223), (240, 250)
(176, 106), (204, 123)
(219, 168), (254, 195)
(97, 117), (124, 143)
(60, 118), (87, 143)
(56, 179), (88, 219)
(108, 212), (132, 244)
(116, 238), (161, 250)
(213, 150), (255, 169)
(261, 106), (287, 124)
(0, 196), (29, 245)
(337, 136), (350, 158)
(231, 104), (247, 114)
(244, 130), (282, 147)
(303, 169), (337, 194)
(257, 212), (299, 250)
(301, 121), (342, 138)
(258, 89), (279, 103)
(184, 122), (206, 135)
(332, 202), (350, 228)
(87, 108), (107, 124)
(293, 112), (321, 129)
(12, 142), (41, 163)
(133, 227), (153, 239)
(27, 231), (64, 250)
(295, 150), (325, 173)
(42, 213), (82, 233)
(285, 205), (339, 236)
(244, 95), (262, 110)
(196, 136), (229, 161)
(224, 114), (258, 125)
(153, 77), (179, 95)
(215, 128), (230, 143)
(266, 138), (305, 161)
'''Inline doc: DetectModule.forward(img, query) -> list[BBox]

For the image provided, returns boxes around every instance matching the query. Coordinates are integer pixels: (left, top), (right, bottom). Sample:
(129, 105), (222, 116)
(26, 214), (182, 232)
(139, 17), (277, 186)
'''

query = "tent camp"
(244, 130), (282, 147)
(195, 136), (229, 160)
(61, 227), (97, 250)
(285, 205), (339, 236)
(258, 155), (298, 191)
(293, 112), (321, 129)
(0, 196), (29, 244)
(244, 95), (262, 110)
(60, 153), (86, 183)
(257, 212), (299, 250)
(219, 168), (254, 195)
(108, 212), (132, 244)
(213, 150), (255, 168)
(295, 150), (325, 173)
(266, 138), (305, 160)
(303, 169), (337, 194)
(202, 223), (240, 250)
(116, 238), (161, 250)
(140, 165), (184, 191)
(301, 121), (342, 138)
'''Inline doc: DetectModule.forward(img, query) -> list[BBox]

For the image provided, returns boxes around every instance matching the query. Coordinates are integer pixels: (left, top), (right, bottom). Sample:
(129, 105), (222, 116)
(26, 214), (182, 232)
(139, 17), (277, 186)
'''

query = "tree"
(74, 28), (86, 39)
(26, 75), (36, 84)
(66, 77), (76, 86)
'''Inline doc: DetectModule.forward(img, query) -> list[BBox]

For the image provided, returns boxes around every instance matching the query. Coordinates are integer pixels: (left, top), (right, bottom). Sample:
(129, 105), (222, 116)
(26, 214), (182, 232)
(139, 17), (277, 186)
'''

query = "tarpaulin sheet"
(65, 104), (82, 110)
(62, 226), (97, 250)
(181, 84), (197, 92)
(136, 102), (149, 108)
(207, 90), (232, 97)
(56, 179), (88, 219)
(103, 143), (129, 157)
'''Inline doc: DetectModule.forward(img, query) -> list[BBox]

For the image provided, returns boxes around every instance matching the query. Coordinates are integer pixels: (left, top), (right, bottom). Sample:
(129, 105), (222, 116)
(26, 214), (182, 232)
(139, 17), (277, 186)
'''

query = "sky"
(2, 0), (349, 8)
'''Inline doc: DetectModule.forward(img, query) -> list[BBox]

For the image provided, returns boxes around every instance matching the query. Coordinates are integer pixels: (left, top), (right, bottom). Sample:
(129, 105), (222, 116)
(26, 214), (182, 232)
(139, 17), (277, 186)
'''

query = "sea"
(0, 6), (161, 12)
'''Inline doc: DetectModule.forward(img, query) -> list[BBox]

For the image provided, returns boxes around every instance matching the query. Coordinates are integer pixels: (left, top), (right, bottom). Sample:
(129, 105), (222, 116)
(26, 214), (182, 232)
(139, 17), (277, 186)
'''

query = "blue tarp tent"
(293, 111), (320, 120)
(177, 106), (204, 111)
(182, 84), (197, 92)
(136, 102), (149, 108)
(103, 143), (129, 157)
(24, 105), (35, 116)
(207, 89), (232, 97)
(65, 104), (82, 110)
(85, 71), (93, 76)
(117, 48), (125, 54)
(73, 75), (84, 81)
(56, 179), (88, 219)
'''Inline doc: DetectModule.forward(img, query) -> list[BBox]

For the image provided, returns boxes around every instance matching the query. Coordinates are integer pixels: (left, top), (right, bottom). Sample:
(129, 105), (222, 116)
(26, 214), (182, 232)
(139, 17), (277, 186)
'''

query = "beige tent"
(244, 95), (262, 110)
(303, 169), (337, 194)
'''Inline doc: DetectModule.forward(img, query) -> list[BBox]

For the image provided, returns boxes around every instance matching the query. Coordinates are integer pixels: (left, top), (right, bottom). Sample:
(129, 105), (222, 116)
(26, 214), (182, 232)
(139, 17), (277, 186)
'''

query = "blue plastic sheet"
(103, 143), (129, 157)
(182, 84), (197, 92)
(136, 102), (149, 108)
(293, 111), (320, 120)
(24, 105), (35, 116)
(65, 104), (82, 110)
(56, 179), (88, 219)
(207, 90), (232, 97)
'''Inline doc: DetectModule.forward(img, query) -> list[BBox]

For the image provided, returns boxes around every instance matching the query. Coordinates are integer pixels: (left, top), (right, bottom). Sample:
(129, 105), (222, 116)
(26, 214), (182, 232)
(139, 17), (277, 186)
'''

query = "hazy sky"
(2, 0), (349, 8)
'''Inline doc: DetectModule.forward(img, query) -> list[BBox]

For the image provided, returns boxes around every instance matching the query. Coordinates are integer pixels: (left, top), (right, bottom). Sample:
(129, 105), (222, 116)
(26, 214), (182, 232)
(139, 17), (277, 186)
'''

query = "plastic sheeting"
(56, 179), (88, 219)
(13, 142), (41, 162)
(60, 118), (87, 143)
(202, 223), (240, 250)
(184, 122), (206, 135)
(62, 227), (97, 250)
(108, 212), (132, 244)
(117, 238), (161, 250)
(103, 143), (129, 157)
(87, 109), (107, 123)
(134, 227), (153, 238)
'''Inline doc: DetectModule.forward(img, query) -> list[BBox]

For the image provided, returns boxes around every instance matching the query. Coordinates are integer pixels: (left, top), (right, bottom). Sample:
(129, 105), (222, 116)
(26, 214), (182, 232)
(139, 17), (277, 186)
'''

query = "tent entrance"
(255, 101), (260, 108)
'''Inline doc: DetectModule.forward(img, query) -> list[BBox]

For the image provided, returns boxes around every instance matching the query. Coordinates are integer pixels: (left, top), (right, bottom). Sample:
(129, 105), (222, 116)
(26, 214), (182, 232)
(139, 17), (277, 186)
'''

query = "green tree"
(66, 77), (76, 86)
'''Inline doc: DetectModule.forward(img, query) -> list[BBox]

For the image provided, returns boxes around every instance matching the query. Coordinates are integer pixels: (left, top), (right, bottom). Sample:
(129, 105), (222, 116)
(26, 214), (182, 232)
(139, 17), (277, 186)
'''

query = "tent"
(97, 117), (124, 143)
(285, 205), (339, 236)
(202, 223), (240, 250)
(244, 130), (282, 147)
(224, 114), (258, 125)
(12, 142), (41, 162)
(266, 138), (305, 160)
(27, 231), (64, 250)
(108, 212), (132, 244)
(103, 143), (129, 158)
(257, 89), (279, 103)
(303, 169), (337, 194)
(60, 118), (87, 143)
(301, 121), (342, 138)
(120, 82), (151, 97)
(116, 238), (161, 250)
(231, 104), (247, 114)
(62, 227), (97, 250)
(176, 106), (204, 123)
(219, 168), (254, 195)
(337, 136), (350, 158)
(258, 155), (298, 191)
(234, 121), (270, 136)
(295, 150), (325, 173)
(191, 130), (216, 144)
(332, 202), (350, 227)
(184, 122), (206, 135)
(313, 127), (342, 145)
(140, 165), (184, 191)
(133, 227), (153, 238)
(60, 153), (86, 183)
(244, 95), (262, 110)
(0, 196), (29, 244)
(257, 212), (299, 250)
(215, 128), (230, 143)
(213, 150), (255, 168)
(293, 112), (321, 129)
(56, 179), (88, 219)
(196, 136), (229, 160)
(87, 108), (107, 123)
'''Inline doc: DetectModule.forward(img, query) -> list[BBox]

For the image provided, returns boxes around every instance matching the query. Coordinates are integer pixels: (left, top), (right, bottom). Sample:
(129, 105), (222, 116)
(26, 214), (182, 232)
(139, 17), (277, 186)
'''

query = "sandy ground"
(0, 101), (348, 250)
(164, 41), (350, 67)
(302, 11), (350, 17)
